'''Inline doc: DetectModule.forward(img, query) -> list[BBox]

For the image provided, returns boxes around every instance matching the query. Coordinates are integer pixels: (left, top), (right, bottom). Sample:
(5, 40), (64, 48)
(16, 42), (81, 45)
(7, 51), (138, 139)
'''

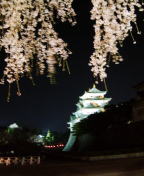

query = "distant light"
(38, 135), (44, 138)
(44, 144), (64, 149)
(127, 120), (132, 124)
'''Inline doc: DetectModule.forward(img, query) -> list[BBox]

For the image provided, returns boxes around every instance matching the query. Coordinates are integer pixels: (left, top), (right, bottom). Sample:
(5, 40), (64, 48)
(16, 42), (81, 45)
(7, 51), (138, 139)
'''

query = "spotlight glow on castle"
(63, 85), (111, 151)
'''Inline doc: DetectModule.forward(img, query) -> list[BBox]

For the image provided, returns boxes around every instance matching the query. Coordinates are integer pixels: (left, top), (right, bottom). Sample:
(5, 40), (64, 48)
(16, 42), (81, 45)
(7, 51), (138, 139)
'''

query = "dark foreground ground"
(0, 157), (144, 176)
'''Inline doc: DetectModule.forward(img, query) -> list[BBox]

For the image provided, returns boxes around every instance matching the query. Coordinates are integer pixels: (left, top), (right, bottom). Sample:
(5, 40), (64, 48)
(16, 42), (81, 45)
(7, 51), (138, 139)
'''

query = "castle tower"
(63, 85), (111, 151)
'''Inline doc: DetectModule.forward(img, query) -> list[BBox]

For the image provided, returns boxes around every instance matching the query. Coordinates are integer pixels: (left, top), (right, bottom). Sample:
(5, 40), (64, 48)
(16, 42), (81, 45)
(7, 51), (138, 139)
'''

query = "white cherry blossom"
(0, 0), (76, 86)
(90, 0), (143, 82)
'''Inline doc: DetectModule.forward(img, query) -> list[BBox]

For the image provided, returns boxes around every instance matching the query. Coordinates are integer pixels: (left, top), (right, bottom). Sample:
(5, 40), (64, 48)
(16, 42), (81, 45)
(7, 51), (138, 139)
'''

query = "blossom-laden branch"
(90, 0), (143, 82)
(0, 0), (76, 86)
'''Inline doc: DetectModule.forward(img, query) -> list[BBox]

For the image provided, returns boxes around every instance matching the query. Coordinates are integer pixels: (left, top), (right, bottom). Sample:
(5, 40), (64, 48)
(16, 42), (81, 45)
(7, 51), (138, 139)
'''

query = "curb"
(65, 152), (144, 161)
(80, 152), (144, 161)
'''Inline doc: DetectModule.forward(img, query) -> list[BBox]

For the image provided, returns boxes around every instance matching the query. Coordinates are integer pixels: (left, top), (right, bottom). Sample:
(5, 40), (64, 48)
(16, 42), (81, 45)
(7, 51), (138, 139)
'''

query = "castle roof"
(79, 85), (107, 100)
(88, 85), (106, 94)
(68, 86), (111, 130)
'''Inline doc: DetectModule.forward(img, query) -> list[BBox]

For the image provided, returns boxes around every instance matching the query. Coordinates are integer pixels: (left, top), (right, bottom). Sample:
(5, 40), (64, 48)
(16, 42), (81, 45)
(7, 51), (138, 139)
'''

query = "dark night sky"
(0, 0), (144, 131)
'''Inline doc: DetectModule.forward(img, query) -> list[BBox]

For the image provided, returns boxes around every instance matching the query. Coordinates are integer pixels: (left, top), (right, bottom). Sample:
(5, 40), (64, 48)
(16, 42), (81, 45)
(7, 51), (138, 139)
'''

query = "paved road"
(0, 157), (144, 176)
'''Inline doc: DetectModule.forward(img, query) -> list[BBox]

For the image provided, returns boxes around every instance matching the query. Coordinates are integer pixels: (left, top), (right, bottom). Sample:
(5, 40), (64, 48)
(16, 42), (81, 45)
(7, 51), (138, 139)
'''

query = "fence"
(0, 156), (40, 166)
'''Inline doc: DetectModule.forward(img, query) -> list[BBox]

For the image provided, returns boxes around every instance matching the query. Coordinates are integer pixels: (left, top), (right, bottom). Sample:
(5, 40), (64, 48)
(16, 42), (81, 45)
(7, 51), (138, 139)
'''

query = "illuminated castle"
(63, 85), (111, 151)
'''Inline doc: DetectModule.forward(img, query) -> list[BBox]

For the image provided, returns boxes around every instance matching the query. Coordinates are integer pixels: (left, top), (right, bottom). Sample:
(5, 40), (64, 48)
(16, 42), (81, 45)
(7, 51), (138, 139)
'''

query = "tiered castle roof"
(68, 85), (111, 130)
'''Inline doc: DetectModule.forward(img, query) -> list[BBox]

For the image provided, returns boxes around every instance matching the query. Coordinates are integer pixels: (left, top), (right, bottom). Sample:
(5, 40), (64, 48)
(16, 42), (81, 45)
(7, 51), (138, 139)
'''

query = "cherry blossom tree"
(90, 0), (143, 82)
(0, 0), (76, 87)
(0, 0), (143, 99)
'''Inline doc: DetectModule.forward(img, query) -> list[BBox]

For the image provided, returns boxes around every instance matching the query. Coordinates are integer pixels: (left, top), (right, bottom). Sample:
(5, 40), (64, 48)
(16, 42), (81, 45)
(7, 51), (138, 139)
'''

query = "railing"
(0, 156), (40, 166)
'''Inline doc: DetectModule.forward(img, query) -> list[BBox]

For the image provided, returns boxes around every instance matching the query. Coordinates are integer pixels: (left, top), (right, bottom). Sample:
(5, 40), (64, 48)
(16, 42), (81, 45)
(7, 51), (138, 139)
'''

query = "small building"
(31, 135), (44, 144)
(8, 123), (19, 129)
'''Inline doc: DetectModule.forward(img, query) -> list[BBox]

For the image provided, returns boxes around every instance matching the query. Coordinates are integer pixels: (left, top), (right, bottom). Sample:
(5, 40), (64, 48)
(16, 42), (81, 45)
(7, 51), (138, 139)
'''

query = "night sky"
(0, 0), (144, 132)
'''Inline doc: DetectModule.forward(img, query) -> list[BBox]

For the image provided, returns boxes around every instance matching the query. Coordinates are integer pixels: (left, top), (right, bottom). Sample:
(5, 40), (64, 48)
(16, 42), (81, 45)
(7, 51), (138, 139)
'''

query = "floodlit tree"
(44, 130), (55, 145)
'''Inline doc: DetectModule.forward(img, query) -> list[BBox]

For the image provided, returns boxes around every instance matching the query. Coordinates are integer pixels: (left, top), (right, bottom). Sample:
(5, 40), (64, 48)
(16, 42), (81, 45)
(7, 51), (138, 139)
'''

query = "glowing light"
(44, 144), (64, 149)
